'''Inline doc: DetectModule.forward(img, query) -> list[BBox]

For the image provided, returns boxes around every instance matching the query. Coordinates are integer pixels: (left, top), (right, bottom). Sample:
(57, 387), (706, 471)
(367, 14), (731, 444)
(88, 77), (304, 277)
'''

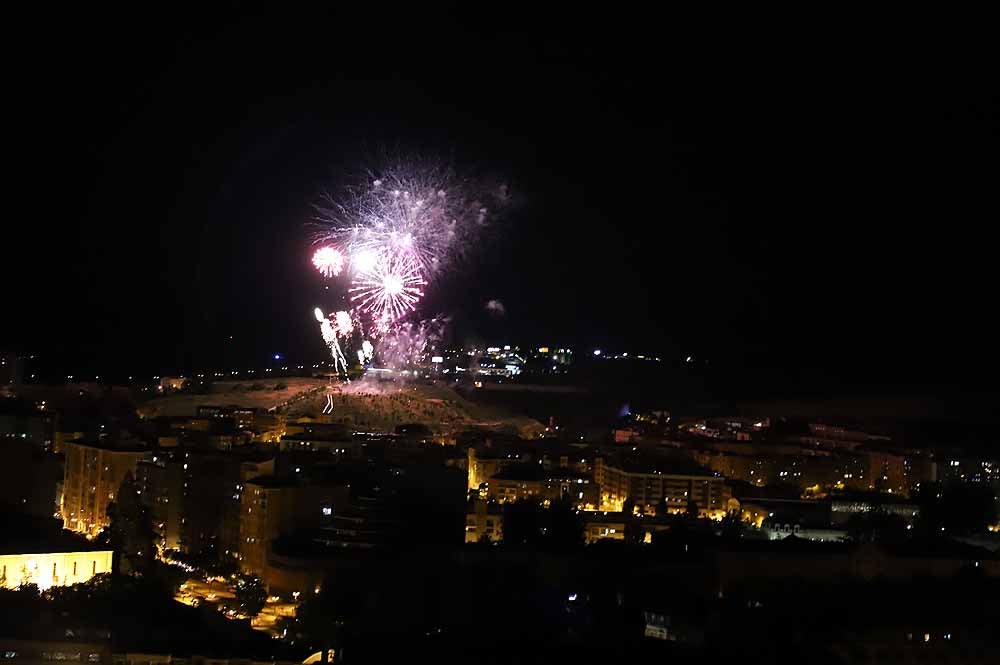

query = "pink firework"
(349, 248), (425, 329)
(312, 247), (344, 277)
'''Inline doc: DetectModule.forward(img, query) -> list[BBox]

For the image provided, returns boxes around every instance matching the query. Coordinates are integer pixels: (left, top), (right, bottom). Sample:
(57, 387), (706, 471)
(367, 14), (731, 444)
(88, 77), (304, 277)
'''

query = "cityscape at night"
(3, 8), (999, 665)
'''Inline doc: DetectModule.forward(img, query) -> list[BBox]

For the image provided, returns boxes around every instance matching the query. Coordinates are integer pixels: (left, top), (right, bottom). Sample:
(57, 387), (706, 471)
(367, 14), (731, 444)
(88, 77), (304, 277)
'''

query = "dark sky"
(6, 8), (998, 391)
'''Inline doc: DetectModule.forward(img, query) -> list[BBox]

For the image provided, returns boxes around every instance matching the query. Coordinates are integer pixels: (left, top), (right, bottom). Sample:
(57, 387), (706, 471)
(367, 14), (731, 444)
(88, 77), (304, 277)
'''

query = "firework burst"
(349, 247), (425, 332)
(312, 247), (344, 277)
(313, 159), (506, 281)
(310, 158), (507, 373)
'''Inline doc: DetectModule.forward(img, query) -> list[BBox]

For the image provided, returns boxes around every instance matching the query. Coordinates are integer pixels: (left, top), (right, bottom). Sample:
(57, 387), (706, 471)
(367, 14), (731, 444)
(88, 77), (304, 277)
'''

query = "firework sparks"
(349, 248), (425, 331)
(351, 248), (379, 275)
(309, 158), (507, 374)
(313, 159), (507, 281)
(312, 247), (344, 277)
(334, 310), (354, 336)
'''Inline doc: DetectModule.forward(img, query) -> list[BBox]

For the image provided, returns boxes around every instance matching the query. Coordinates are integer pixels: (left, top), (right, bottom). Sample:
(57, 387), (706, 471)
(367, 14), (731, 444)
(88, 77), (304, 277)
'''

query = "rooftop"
(63, 438), (148, 453)
(607, 454), (717, 477)
(0, 513), (110, 555)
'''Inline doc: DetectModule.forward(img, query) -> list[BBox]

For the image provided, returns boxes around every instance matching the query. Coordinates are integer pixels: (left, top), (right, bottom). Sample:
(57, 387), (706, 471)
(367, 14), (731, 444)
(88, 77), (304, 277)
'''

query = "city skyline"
(2, 9), (999, 664)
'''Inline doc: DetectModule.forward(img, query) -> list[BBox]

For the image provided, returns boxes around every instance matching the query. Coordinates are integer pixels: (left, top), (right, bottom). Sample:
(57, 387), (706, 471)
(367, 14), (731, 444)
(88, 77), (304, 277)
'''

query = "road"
(174, 576), (297, 636)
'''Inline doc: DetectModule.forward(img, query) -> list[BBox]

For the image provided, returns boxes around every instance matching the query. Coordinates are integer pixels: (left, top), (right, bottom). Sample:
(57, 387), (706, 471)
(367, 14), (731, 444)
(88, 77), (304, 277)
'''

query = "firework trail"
(314, 307), (351, 375)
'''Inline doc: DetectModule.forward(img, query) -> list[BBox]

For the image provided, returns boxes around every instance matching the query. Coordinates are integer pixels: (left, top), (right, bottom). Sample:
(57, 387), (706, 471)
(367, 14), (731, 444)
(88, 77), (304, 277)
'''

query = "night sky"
(6, 9), (998, 392)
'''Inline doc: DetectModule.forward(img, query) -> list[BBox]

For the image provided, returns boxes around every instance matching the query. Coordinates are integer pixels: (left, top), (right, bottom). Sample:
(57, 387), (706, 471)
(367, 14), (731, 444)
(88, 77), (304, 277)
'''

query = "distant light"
(431, 356), (443, 364)
(538, 347), (549, 353)
(273, 354), (282, 360)
(593, 349), (601, 356)
(568, 593), (577, 602)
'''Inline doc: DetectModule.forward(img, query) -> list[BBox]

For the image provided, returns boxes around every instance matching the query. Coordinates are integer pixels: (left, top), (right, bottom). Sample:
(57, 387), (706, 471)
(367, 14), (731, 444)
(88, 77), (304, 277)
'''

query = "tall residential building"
(239, 477), (349, 576)
(467, 445), (530, 491)
(595, 456), (727, 516)
(135, 449), (275, 556)
(0, 441), (64, 520)
(61, 440), (147, 537)
(135, 457), (185, 551)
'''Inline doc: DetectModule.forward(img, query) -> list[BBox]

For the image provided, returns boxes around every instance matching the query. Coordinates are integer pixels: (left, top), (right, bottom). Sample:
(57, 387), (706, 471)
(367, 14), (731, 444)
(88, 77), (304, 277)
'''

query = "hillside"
(139, 377), (544, 437)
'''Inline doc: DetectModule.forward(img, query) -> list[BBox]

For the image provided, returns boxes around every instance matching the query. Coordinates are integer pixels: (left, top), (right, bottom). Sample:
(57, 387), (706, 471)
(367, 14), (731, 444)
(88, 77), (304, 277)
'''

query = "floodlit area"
(173, 575), (296, 636)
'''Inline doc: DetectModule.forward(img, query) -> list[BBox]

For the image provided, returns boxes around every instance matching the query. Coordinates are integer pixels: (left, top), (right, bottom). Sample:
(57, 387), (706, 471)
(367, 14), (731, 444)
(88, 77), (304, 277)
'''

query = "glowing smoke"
(485, 299), (506, 318)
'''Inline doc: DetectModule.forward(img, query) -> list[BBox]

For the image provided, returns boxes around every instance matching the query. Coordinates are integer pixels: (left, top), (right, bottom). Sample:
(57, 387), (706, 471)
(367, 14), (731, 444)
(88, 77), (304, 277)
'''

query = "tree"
(719, 511), (745, 541)
(107, 472), (155, 575)
(914, 481), (998, 535)
(502, 499), (543, 546)
(686, 500), (700, 518)
(282, 573), (364, 662)
(547, 493), (584, 551)
(234, 575), (267, 617)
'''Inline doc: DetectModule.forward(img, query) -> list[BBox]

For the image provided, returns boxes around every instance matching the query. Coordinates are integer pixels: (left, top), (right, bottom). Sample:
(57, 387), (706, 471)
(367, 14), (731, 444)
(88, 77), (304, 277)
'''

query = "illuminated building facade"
(482, 466), (599, 508)
(61, 440), (147, 537)
(467, 446), (523, 491)
(136, 458), (184, 550)
(464, 499), (503, 543)
(0, 550), (112, 590)
(595, 457), (726, 515)
(134, 451), (274, 556)
(691, 443), (937, 497)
